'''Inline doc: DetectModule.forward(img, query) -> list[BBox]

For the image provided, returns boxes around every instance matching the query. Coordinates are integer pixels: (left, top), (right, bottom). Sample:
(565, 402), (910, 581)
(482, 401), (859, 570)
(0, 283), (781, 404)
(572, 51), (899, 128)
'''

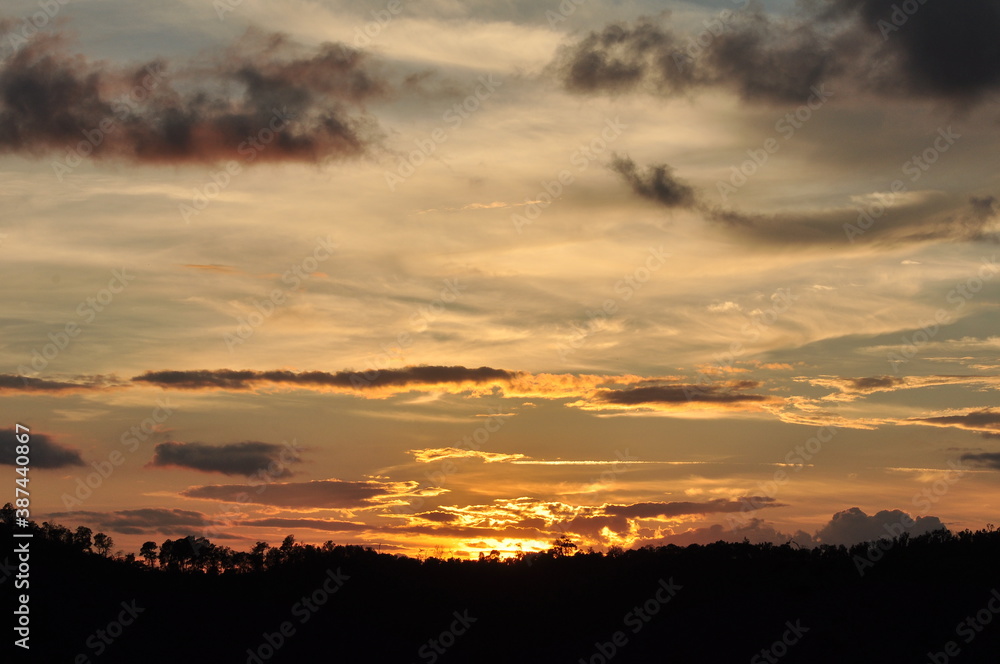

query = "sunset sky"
(2, 0), (999, 558)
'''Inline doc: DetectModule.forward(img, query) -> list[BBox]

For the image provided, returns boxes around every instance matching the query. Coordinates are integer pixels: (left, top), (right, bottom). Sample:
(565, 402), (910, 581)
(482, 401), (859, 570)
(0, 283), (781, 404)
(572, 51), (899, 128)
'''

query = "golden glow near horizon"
(3, 0), (1000, 558)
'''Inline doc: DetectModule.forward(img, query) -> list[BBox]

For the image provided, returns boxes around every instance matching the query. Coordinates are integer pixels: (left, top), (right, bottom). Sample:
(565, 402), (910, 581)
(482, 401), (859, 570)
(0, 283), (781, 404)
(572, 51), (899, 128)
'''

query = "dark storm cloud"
(0, 28), (386, 164)
(180, 478), (409, 508)
(553, 2), (1000, 104)
(133, 366), (517, 391)
(149, 440), (300, 477)
(832, 0), (1000, 101)
(610, 154), (696, 208)
(0, 428), (83, 468)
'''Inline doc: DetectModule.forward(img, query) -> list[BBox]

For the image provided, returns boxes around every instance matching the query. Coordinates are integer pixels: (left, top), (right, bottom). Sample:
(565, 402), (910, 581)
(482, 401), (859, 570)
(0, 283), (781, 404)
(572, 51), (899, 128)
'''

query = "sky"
(1, 0), (999, 559)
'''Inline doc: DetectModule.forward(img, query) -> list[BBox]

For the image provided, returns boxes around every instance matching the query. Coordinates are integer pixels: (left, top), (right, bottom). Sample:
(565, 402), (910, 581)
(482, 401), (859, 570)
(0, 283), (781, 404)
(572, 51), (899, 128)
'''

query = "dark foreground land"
(5, 512), (1000, 663)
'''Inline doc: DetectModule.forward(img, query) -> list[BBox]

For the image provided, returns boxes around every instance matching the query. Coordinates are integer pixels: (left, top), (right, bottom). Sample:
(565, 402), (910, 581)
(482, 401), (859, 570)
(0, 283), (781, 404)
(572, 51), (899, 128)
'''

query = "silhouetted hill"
(5, 508), (1000, 663)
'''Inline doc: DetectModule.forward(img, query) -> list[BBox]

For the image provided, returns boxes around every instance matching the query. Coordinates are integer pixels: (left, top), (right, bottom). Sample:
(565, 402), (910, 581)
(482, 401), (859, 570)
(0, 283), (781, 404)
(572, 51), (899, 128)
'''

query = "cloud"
(0, 429), (83, 468)
(659, 517), (812, 547)
(813, 506), (946, 546)
(0, 28), (386, 165)
(905, 408), (1000, 437)
(609, 154), (696, 209)
(553, 19), (699, 96)
(808, 375), (1000, 401)
(413, 511), (462, 523)
(408, 447), (527, 464)
(0, 374), (120, 392)
(594, 382), (769, 404)
(180, 478), (423, 509)
(148, 440), (301, 477)
(133, 365), (518, 393)
(0, 374), (88, 392)
(383, 496), (787, 548)
(958, 452), (1000, 469)
(608, 158), (998, 246)
(826, 376), (907, 393)
(603, 497), (783, 519)
(238, 517), (369, 532)
(132, 366), (669, 403)
(830, 0), (1000, 102)
(45, 508), (228, 536)
(576, 380), (780, 415)
(552, 4), (1000, 105)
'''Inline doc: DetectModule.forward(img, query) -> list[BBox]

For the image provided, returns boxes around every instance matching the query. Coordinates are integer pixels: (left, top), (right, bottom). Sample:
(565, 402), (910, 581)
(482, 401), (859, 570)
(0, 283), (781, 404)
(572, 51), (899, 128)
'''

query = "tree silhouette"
(73, 526), (93, 553)
(93, 532), (114, 557)
(7, 503), (1000, 663)
(549, 536), (578, 557)
(140, 541), (158, 567)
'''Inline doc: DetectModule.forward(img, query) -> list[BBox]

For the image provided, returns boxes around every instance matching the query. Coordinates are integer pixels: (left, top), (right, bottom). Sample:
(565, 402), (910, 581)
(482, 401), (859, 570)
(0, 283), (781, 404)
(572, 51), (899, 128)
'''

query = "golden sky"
(2, 0), (999, 558)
